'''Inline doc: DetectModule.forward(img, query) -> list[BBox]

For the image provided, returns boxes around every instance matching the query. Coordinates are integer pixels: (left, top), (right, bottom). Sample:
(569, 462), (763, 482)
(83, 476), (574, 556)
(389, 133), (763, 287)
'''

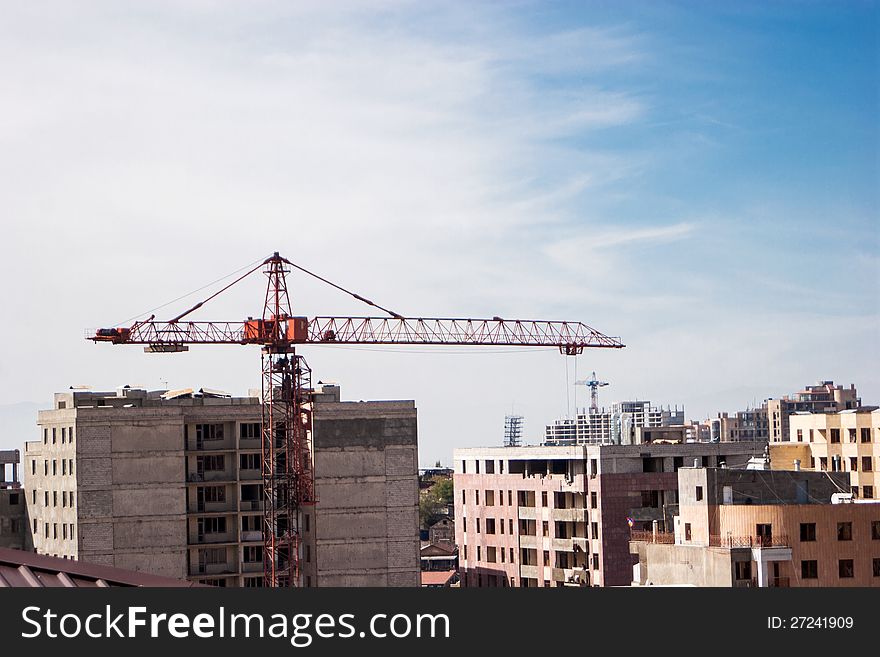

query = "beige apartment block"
(24, 384), (419, 587)
(631, 467), (880, 587)
(767, 381), (860, 443)
(770, 408), (879, 500)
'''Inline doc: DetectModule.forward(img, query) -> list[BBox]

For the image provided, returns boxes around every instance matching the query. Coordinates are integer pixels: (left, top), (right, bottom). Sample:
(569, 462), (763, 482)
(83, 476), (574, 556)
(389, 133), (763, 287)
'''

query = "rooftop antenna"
(575, 371), (610, 413)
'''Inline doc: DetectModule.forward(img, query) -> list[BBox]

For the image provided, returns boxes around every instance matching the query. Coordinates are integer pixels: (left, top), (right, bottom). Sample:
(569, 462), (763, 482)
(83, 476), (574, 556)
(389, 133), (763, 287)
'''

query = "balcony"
(709, 534), (790, 549)
(186, 439), (235, 453)
(517, 507), (537, 520)
(571, 536), (589, 551)
(239, 468), (262, 481)
(630, 530), (675, 545)
(519, 535), (539, 549)
(242, 560), (263, 573)
(187, 471), (235, 483)
(190, 531), (237, 545)
(188, 500), (237, 514)
(240, 500), (263, 512)
(550, 508), (583, 522)
(520, 565), (539, 579)
(241, 530), (262, 542)
(551, 538), (573, 552)
(192, 562), (237, 576)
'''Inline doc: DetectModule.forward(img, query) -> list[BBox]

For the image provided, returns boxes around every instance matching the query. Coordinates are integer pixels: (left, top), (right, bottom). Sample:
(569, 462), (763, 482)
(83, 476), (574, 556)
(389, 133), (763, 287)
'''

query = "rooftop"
(0, 548), (203, 587)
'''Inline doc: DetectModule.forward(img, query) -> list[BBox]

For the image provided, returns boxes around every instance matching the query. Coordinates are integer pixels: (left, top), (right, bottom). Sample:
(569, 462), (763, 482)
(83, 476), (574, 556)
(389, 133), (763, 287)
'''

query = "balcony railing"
(710, 534), (790, 549)
(630, 530), (675, 544)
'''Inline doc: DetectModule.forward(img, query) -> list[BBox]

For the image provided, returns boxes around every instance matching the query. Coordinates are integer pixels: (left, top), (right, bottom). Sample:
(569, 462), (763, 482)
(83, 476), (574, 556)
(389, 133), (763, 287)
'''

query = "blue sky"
(0, 1), (877, 465)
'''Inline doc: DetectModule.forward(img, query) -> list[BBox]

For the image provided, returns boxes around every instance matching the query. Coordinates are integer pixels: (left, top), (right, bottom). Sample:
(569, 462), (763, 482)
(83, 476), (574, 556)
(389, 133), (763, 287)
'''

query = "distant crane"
(575, 371), (610, 413)
(503, 415), (524, 447)
(89, 252), (624, 587)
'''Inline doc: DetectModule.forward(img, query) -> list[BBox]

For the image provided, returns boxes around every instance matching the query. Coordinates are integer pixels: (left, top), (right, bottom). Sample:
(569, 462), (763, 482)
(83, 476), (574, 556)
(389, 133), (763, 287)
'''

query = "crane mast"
(89, 251), (624, 587)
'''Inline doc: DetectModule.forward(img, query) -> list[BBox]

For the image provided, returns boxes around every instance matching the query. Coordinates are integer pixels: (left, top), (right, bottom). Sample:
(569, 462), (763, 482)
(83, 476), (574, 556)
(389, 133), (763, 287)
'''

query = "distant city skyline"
(1, 2), (877, 467)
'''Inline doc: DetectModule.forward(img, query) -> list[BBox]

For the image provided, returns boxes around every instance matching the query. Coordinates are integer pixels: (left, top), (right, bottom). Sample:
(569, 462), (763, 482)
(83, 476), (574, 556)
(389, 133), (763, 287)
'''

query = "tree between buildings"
(419, 477), (454, 530)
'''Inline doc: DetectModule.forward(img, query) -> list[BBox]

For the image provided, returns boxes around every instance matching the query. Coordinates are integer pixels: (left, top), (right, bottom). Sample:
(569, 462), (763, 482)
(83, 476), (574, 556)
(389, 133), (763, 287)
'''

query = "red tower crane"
(89, 252), (624, 587)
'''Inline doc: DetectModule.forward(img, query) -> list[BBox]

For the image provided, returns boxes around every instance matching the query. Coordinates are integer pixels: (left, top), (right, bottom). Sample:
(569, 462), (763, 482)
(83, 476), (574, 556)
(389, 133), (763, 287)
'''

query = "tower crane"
(575, 371), (610, 413)
(89, 252), (624, 587)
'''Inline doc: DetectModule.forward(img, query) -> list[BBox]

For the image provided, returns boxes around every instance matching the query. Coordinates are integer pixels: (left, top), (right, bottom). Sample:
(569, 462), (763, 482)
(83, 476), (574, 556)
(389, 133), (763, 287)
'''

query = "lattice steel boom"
(88, 252), (624, 587)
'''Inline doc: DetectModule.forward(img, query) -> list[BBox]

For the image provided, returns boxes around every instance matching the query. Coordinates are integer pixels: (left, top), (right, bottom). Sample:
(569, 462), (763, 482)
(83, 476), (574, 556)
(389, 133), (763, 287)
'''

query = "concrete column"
(756, 553), (768, 588)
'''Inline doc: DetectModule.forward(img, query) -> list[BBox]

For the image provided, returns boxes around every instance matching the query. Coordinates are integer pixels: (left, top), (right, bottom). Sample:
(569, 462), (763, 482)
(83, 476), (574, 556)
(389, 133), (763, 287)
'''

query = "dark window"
(240, 453), (260, 470)
(830, 428), (840, 443)
(198, 517), (227, 534)
(863, 457), (873, 472)
(871, 521), (880, 540)
(800, 523), (816, 542)
(200, 455), (225, 471)
(734, 561), (752, 580)
(201, 486), (225, 503)
(839, 559), (854, 578)
(874, 558), (880, 577)
(695, 486), (703, 502)
(196, 424), (224, 441)
(239, 423), (260, 439)
(684, 523), (692, 541)
(865, 486), (874, 499)
(641, 490), (660, 508)
(801, 560), (818, 579)
(590, 492), (597, 509)
(861, 428), (872, 443)
(9, 493), (19, 505)
(837, 522), (853, 541)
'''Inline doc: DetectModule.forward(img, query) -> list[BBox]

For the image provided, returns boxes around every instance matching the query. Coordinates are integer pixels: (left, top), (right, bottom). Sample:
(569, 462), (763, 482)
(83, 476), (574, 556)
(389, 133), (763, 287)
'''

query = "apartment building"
(544, 401), (685, 446)
(24, 383), (419, 587)
(453, 441), (762, 587)
(767, 381), (860, 442)
(630, 467), (879, 587)
(710, 407), (769, 442)
(769, 407), (879, 499)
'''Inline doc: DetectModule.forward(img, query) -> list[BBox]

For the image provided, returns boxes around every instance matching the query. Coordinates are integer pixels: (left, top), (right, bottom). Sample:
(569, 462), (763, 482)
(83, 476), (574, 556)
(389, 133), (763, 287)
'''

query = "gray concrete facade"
(23, 384), (419, 587)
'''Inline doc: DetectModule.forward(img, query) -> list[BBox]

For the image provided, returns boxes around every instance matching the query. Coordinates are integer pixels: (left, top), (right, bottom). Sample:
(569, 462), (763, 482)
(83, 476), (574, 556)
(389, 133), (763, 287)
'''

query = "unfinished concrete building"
(23, 384), (419, 586)
(453, 441), (763, 587)
(0, 450), (25, 549)
(544, 400), (686, 446)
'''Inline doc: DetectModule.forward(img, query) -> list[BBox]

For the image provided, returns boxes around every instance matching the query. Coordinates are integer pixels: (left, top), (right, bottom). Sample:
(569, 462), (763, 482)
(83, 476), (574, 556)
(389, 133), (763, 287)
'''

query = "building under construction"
(544, 400), (686, 446)
(23, 383), (419, 587)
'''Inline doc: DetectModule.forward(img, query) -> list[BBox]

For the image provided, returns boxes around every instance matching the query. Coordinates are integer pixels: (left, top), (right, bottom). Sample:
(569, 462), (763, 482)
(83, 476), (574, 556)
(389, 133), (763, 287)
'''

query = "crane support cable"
(283, 258), (404, 319)
(113, 254), (273, 327)
(168, 259), (268, 323)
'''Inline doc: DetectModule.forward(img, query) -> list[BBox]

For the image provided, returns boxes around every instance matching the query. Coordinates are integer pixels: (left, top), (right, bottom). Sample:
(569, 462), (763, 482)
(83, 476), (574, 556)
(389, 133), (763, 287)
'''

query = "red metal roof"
(420, 570), (457, 587)
(0, 547), (203, 587)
